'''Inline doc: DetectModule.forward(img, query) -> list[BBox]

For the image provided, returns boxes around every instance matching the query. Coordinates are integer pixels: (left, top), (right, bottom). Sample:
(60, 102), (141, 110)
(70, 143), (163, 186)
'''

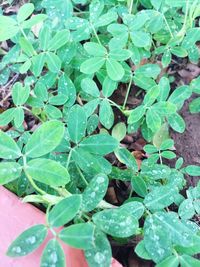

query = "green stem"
(162, 14), (174, 39)
(128, 0), (134, 14)
(25, 171), (46, 195)
(90, 23), (102, 46)
(22, 106), (44, 122)
(66, 149), (73, 169)
(123, 76), (133, 110)
(76, 165), (88, 186)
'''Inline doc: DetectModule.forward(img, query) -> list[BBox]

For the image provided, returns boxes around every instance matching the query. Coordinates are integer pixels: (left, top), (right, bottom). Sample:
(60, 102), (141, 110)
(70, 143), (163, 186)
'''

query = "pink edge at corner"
(0, 186), (122, 267)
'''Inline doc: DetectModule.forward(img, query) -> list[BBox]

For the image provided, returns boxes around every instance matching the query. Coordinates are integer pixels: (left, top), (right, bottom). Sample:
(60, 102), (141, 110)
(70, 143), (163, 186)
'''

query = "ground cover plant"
(0, 0), (200, 266)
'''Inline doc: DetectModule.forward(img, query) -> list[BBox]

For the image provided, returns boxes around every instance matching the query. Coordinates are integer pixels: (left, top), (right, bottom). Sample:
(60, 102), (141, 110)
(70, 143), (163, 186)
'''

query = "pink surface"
(0, 186), (122, 267)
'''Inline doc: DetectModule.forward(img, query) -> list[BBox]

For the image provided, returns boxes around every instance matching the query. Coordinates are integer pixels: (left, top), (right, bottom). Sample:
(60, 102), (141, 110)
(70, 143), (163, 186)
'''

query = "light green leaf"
(180, 255), (200, 267)
(85, 231), (112, 267)
(25, 120), (65, 158)
(131, 175), (148, 197)
(41, 239), (65, 267)
(106, 58), (124, 81)
(84, 42), (107, 56)
(19, 37), (36, 57)
(12, 82), (30, 106)
(143, 85), (160, 106)
(130, 31), (151, 47)
(185, 165), (200, 176)
(14, 107), (24, 128)
(48, 195), (82, 227)
(112, 122), (126, 141)
(158, 77), (170, 101)
(135, 240), (151, 260)
(146, 108), (161, 132)
(81, 77), (100, 97)
(144, 185), (178, 211)
(0, 16), (18, 41)
(162, 50), (172, 67)
(171, 47), (188, 57)
(80, 57), (105, 74)
(115, 147), (138, 172)
(7, 224), (47, 257)
(17, 3), (34, 23)
(0, 130), (21, 159)
(32, 53), (46, 77)
(87, 114), (99, 134)
(45, 52), (61, 73)
(178, 199), (195, 220)
(79, 134), (118, 155)
(135, 64), (161, 79)
(39, 25), (50, 51)
(189, 98), (200, 113)
(141, 163), (171, 180)
(128, 105), (146, 124)
(168, 113), (185, 133)
(59, 223), (95, 250)
(0, 108), (15, 126)
(67, 104), (87, 143)
(156, 255), (179, 267)
(26, 158), (70, 186)
(168, 86), (192, 109)
(102, 76), (117, 97)
(0, 162), (22, 185)
(82, 174), (108, 212)
(99, 99), (114, 129)
(109, 49), (132, 61)
(48, 30), (70, 51)
(93, 205), (139, 237)
(22, 14), (47, 29)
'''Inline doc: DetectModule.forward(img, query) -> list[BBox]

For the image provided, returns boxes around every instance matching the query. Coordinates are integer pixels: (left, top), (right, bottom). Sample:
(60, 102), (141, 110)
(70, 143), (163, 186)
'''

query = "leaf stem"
(162, 14), (174, 39)
(123, 75), (133, 110)
(90, 23), (102, 46)
(128, 0), (134, 14)
(76, 165), (88, 186)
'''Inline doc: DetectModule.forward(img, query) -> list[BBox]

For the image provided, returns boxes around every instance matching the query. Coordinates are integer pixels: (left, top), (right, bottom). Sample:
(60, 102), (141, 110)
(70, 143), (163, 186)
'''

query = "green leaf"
(84, 42), (107, 56)
(39, 25), (50, 51)
(80, 57), (105, 74)
(168, 113), (185, 133)
(7, 224), (47, 257)
(94, 11), (117, 27)
(19, 37), (36, 57)
(144, 214), (172, 263)
(150, 0), (162, 10)
(161, 151), (176, 159)
(32, 53), (46, 77)
(190, 76), (200, 94)
(189, 98), (200, 113)
(48, 30), (70, 51)
(85, 231), (112, 267)
(115, 147), (138, 172)
(26, 158), (70, 187)
(162, 50), (172, 68)
(0, 162), (22, 185)
(143, 85), (160, 106)
(109, 49), (132, 61)
(82, 174), (108, 212)
(0, 16), (18, 41)
(130, 31), (151, 47)
(93, 206), (139, 237)
(135, 240), (151, 260)
(135, 64), (161, 79)
(168, 86), (192, 109)
(141, 163), (171, 180)
(0, 108), (15, 126)
(17, 3), (34, 23)
(128, 105), (146, 124)
(81, 77), (100, 97)
(0, 130), (21, 159)
(131, 175), (148, 197)
(59, 223), (95, 250)
(67, 104), (87, 143)
(87, 114), (99, 134)
(180, 255), (200, 267)
(12, 82), (30, 106)
(112, 122), (126, 141)
(158, 77), (170, 101)
(144, 185), (178, 211)
(106, 58), (124, 81)
(41, 239), (65, 267)
(146, 108), (161, 132)
(59, 74), (76, 107)
(72, 147), (112, 175)
(102, 76), (117, 97)
(99, 99), (114, 129)
(185, 165), (200, 176)
(48, 195), (82, 227)
(25, 120), (64, 158)
(79, 134), (118, 155)
(22, 14), (47, 29)
(14, 107), (24, 128)
(171, 47), (188, 57)
(156, 255), (179, 267)
(178, 199), (195, 220)
(46, 52), (61, 73)
(153, 123), (169, 148)
(160, 139), (174, 150)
